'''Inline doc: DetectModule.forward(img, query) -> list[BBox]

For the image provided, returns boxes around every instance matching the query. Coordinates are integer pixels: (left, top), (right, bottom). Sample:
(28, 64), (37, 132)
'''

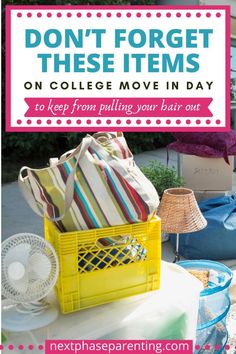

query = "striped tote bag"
(18, 133), (159, 232)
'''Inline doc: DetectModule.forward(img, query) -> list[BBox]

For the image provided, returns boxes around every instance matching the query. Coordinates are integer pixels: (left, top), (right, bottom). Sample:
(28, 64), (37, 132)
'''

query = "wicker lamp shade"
(158, 188), (207, 234)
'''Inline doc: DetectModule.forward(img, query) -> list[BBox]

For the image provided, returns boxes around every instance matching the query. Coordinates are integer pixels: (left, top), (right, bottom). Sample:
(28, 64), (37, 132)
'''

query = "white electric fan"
(1, 233), (59, 332)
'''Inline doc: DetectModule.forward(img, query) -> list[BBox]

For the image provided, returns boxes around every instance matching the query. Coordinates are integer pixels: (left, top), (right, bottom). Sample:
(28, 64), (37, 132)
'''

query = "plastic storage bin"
(45, 217), (161, 314)
(178, 260), (232, 354)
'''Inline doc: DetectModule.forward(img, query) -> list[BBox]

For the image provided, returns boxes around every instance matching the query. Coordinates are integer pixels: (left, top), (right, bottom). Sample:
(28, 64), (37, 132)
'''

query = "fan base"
(2, 300), (58, 332)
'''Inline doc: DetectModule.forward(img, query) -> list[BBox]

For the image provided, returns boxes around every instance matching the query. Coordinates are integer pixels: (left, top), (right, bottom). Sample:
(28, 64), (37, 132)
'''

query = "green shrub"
(2, 132), (86, 160)
(125, 133), (174, 154)
(141, 161), (184, 197)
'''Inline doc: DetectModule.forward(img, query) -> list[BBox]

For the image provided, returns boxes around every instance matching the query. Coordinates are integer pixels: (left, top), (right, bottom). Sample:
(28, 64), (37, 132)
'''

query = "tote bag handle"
(18, 136), (93, 221)
(59, 132), (123, 162)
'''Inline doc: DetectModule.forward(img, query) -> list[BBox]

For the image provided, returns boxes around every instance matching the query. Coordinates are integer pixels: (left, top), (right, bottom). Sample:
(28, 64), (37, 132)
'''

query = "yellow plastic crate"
(45, 217), (161, 314)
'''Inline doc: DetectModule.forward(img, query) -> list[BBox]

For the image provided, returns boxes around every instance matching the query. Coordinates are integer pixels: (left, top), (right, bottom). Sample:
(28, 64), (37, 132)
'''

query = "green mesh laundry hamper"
(178, 260), (233, 354)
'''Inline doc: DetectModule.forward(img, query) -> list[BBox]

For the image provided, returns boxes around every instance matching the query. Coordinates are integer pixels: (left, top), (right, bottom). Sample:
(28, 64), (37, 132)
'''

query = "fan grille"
(1, 233), (58, 302)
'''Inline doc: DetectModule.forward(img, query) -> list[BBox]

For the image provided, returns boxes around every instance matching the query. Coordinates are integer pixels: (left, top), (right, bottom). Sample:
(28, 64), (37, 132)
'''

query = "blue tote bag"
(170, 196), (236, 260)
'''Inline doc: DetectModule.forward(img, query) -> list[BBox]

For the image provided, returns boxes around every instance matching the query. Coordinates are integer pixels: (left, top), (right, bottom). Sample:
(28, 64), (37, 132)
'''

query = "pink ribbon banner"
(25, 97), (212, 118)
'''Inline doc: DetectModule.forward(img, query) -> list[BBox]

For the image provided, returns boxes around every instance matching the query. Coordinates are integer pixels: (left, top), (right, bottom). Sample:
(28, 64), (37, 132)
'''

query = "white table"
(2, 262), (203, 353)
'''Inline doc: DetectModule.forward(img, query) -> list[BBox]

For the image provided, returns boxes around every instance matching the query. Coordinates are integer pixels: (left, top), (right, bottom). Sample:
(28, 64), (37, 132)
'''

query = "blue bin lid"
(177, 260), (233, 296)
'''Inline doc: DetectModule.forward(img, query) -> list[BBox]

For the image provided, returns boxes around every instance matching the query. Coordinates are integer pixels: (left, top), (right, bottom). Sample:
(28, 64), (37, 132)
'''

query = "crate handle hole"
(96, 235), (131, 248)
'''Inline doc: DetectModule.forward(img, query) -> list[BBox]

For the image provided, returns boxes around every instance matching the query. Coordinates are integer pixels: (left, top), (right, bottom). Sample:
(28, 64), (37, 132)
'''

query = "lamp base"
(173, 233), (181, 263)
(173, 252), (180, 263)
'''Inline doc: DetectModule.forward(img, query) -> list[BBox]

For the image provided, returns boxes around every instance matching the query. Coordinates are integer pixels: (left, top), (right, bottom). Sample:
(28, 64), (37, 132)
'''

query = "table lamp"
(158, 188), (207, 263)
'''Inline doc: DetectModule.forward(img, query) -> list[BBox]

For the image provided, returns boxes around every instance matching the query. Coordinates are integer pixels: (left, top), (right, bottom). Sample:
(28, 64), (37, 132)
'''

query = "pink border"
(225, 5), (231, 132)
(5, 5), (231, 132)
(7, 127), (231, 132)
(4, 5), (231, 9)
(6, 6), (11, 133)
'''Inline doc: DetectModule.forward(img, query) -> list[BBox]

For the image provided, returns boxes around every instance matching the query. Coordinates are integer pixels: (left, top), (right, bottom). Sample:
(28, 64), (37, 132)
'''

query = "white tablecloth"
(3, 261), (203, 352)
